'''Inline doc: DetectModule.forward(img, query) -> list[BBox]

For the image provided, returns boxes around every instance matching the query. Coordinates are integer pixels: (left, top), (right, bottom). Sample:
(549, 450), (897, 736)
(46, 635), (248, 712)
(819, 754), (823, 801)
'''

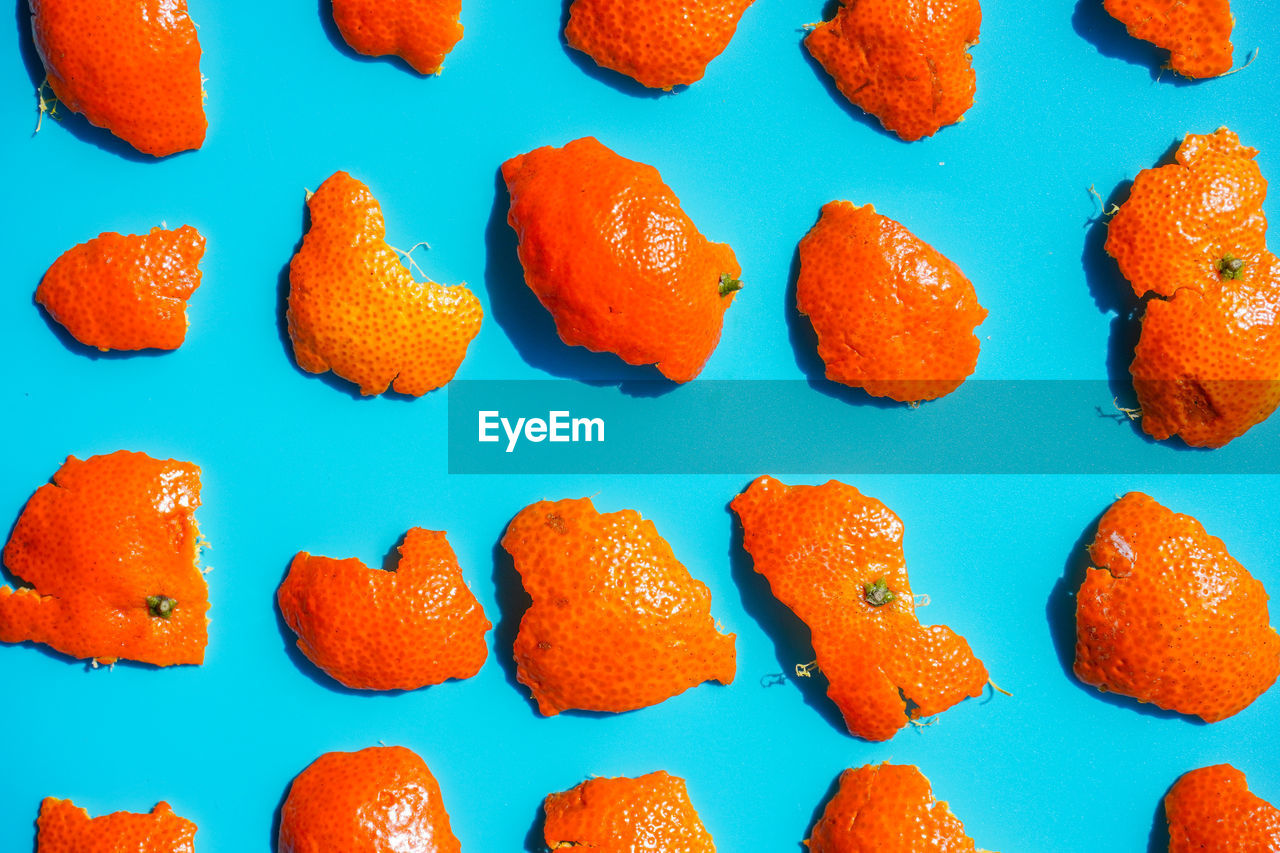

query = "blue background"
(2, 0), (1280, 850)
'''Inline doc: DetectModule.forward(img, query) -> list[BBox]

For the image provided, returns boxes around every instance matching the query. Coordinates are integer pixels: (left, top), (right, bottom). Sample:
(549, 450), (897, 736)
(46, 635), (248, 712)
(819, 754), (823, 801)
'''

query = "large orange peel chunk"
(1104, 0), (1234, 78)
(279, 746), (461, 853)
(278, 527), (491, 691)
(731, 476), (988, 741)
(564, 0), (756, 89)
(30, 0), (206, 156)
(1166, 764), (1280, 851)
(1106, 128), (1280, 447)
(501, 496), (736, 715)
(805, 0), (981, 141)
(501, 137), (740, 382)
(1074, 492), (1280, 722)
(37, 225), (205, 352)
(1, 450), (207, 666)
(332, 0), (463, 75)
(808, 764), (986, 853)
(797, 201), (986, 402)
(287, 171), (482, 396)
(543, 771), (716, 851)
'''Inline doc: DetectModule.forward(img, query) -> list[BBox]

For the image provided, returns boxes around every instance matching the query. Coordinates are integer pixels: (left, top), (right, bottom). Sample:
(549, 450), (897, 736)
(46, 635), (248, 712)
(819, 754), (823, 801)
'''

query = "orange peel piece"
(809, 764), (987, 853)
(1106, 128), (1280, 447)
(37, 225), (205, 352)
(804, 0), (981, 141)
(543, 771), (716, 851)
(279, 746), (461, 853)
(1074, 492), (1280, 722)
(501, 497), (736, 715)
(501, 137), (740, 383)
(36, 799), (196, 853)
(731, 476), (988, 741)
(287, 171), (482, 396)
(1166, 764), (1280, 851)
(30, 0), (206, 156)
(278, 527), (491, 691)
(797, 201), (986, 402)
(1104, 0), (1234, 78)
(331, 0), (463, 75)
(564, 0), (756, 89)
(0, 450), (208, 667)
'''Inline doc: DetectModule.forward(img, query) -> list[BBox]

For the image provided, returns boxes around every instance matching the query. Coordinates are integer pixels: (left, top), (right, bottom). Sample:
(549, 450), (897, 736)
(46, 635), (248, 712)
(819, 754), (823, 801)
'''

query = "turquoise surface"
(2, 0), (1280, 850)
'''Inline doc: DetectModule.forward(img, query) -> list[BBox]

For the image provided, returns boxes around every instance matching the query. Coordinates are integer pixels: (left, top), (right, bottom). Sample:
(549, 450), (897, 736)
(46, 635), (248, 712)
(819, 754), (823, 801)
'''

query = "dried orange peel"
(797, 201), (986, 402)
(37, 225), (205, 352)
(805, 0), (981, 141)
(287, 171), (482, 396)
(1104, 0), (1234, 78)
(809, 764), (988, 852)
(36, 799), (196, 853)
(279, 746), (461, 853)
(278, 527), (490, 691)
(1075, 492), (1280, 722)
(1166, 764), (1280, 851)
(1106, 128), (1280, 447)
(731, 476), (988, 741)
(502, 136), (741, 382)
(565, 0), (756, 89)
(502, 497), (736, 715)
(543, 771), (716, 851)
(331, 0), (463, 75)
(0, 451), (208, 666)
(30, 0), (206, 156)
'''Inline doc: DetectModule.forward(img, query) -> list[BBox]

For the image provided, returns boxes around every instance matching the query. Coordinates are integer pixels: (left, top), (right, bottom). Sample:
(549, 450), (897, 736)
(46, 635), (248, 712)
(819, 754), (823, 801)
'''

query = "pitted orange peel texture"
(502, 496), (736, 715)
(0, 450), (208, 666)
(36, 799), (196, 853)
(278, 527), (490, 691)
(808, 764), (988, 853)
(1104, 0), (1234, 78)
(30, 0), (206, 156)
(797, 201), (986, 402)
(37, 225), (205, 352)
(332, 0), (463, 75)
(1074, 492), (1280, 722)
(279, 746), (461, 853)
(565, 0), (756, 89)
(1106, 128), (1280, 447)
(805, 0), (981, 141)
(731, 476), (988, 741)
(1166, 764), (1280, 851)
(287, 171), (482, 396)
(543, 771), (716, 851)
(502, 136), (741, 382)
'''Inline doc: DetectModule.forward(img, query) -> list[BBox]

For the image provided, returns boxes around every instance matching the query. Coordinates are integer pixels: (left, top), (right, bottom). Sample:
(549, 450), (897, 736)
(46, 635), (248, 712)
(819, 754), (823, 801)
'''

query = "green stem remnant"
(864, 577), (896, 607)
(147, 595), (177, 619)
(1217, 254), (1246, 280)
(718, 273), (742, 297)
